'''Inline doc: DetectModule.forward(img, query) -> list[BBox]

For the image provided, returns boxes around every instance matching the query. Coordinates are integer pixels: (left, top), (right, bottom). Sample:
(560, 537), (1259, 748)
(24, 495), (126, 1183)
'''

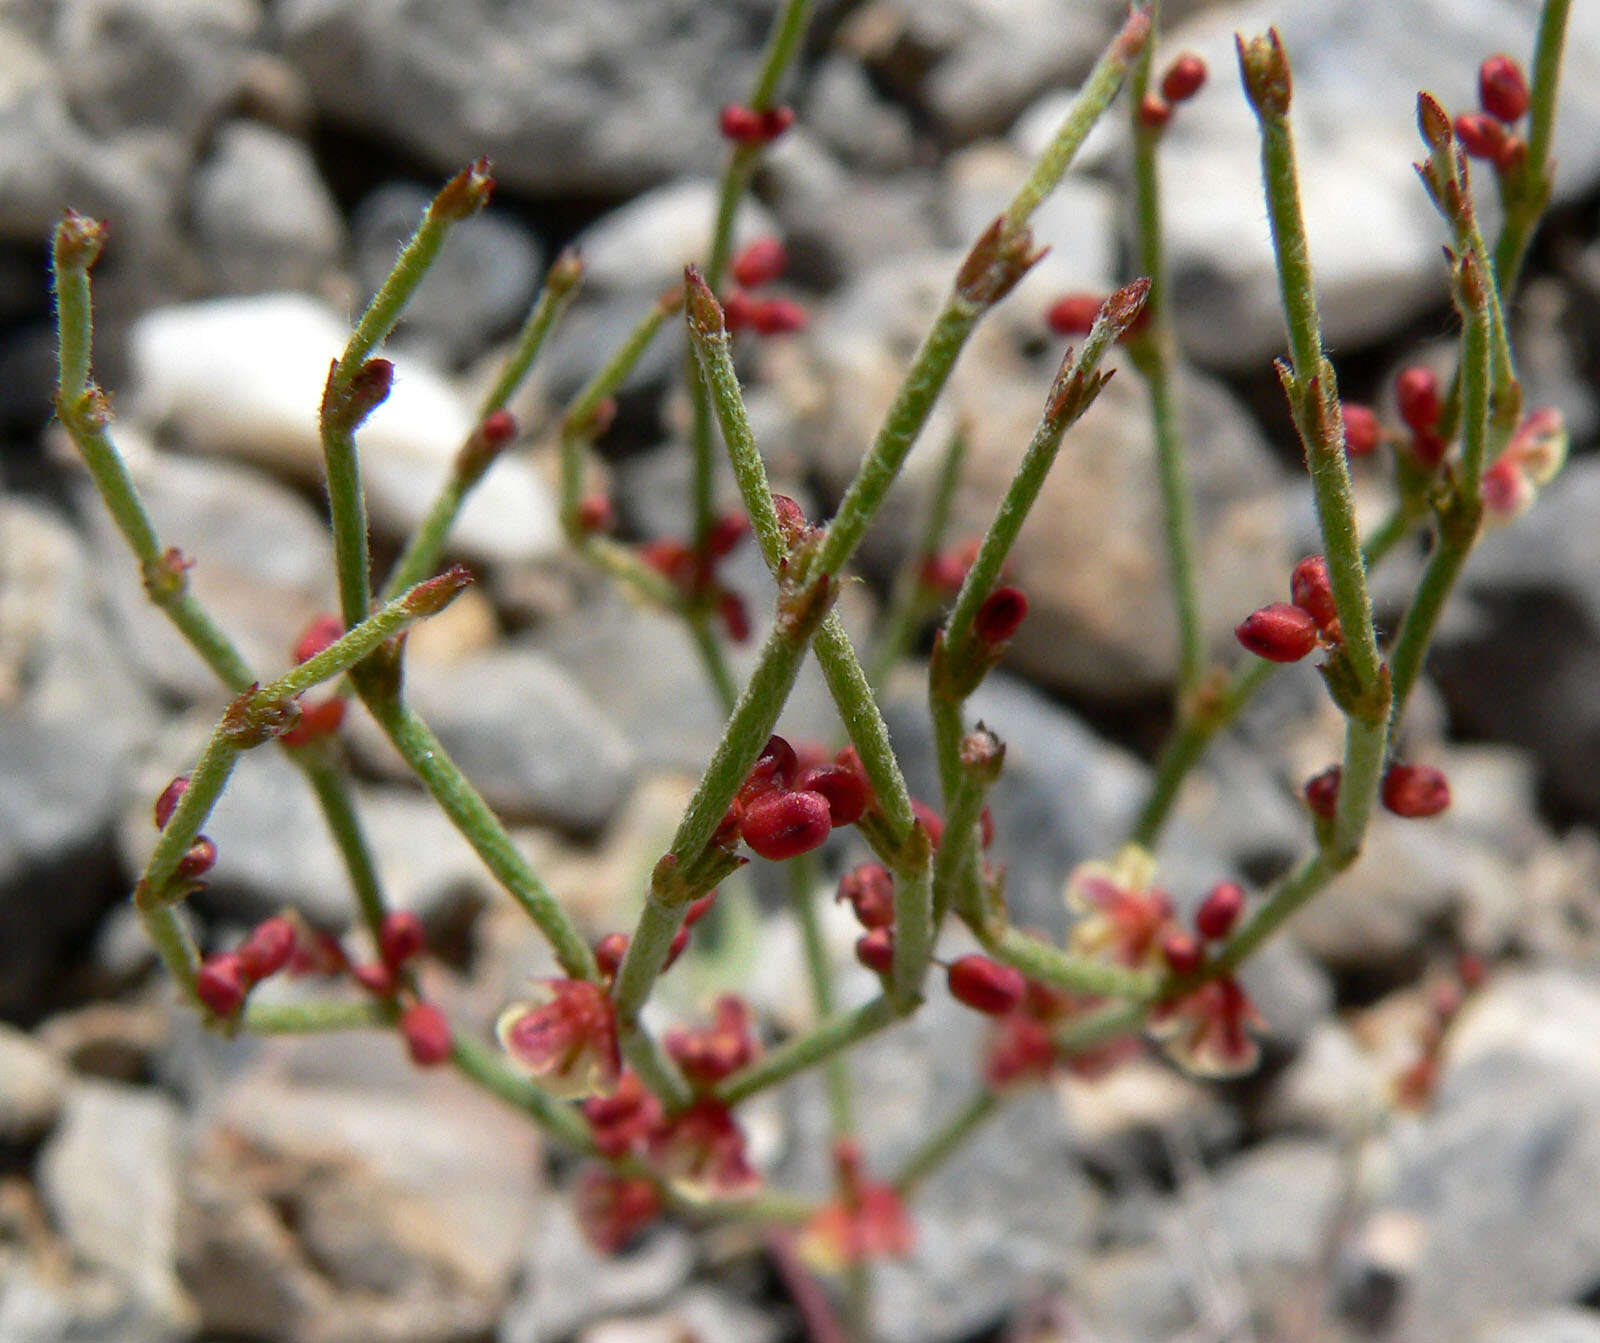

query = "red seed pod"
(279, 695), (346, 747)
(1137, 92), (1172, 129)
(353, 960), (398, 997)
(1235, 601), (1319, 662)
(796, 763), (869, 827)
(837, 862), (896, 930)
(1290, 555), (1339, 633)
(400, 1001), (453, 1066)
(1479, 53), (1530, 123)
(177, 836), (218, 880)
(1381, 763), (1451, 818)
(1161, 930), (1204, 975)
(719, 103), (764, 142)
(237, 916), (298, 982)
(910, 798), (944, 850)
(196, 954), (248, 1017)
(730, 236), (787, 289)
(946, 955), (1026, 1016)
(833, 746), (876, 812)
(749, 297), (807, 335)
(740, 789), (833, 861)
(1303, 765), (1342, 819)
(760, 106), (796, 140)
(639, 538), (697, 591)
(1045, 291), (1103, 337)
(1395, 366), (1442, 434)
(293, 614), (344, 666)
(739, 735), (800, 805)
(594, 932), (630, 979)
(575, 494), (616, 535)
(154, 776), (189, 830)
(974, 586), (1029, 646)
(379, 910), (427, 969)
(1454, 112), (1510, 162)
(1195, 881), (1246, 942)
(855, 928), (894, 975)
(1160, 52), (1208, 103)
(1341, 402), (1382, 457)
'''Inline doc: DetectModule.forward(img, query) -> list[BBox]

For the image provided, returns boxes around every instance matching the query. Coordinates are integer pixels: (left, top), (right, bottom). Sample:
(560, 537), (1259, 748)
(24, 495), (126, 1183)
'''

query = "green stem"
(451, 1032), (598, 1152)
(142, 904), (203, 1002)
(716, 997), (898, 1108)
(891, 1090), (1000, 1197)
(981, 925), (1155, 999)
(813, 618), (919, 838)
(686, 613), (741, 715)
(299, 750), (389, 941)
(244, 998), (392, 1033)
(1492, 0), (1572, 292)
(478, 249), (584, 419)
(786, 855), (854, 1136)
(136, 725), (240, 905)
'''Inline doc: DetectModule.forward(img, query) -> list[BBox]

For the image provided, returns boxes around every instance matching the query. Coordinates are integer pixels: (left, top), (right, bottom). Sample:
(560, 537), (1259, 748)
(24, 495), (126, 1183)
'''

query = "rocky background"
(3, 0), (1600, 1340)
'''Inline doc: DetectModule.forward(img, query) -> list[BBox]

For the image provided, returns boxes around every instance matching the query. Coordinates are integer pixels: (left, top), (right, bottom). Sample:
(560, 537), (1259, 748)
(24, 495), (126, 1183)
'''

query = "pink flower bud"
(353, 960), (398, 997)
(796, 763), (869, 827)
(154, 775), (189, 830)
(722, 288), (755, 331)
(665, 995), (759, 1086)
(1289, 555), (1339, 633)
(1509, 406), (1568, 487)
(1303, 765), (1341, 819)
(740, 789), (833, 861)
(293, 614), (344, 665)
(1235, 601), (1318, 662)
(1381, 763), (1451, 818)
(575, 1168), (663, 1253)
(196, 954), (248, 1016)
(1341, 402), (1381, 456)
(1195, 881), (1246, 941)
(575, 494), (616, 534)
(761, 106), (796, 140)
(236, 916), (297, 982)
(738, 735), (800, 804)
(1482, 456), (1535, 526)
(974, 586), (1028, 646)
(721, 103), (795, 144)
(1137, 92), (1172, 129)
(401, 563), (474, 617)
(593, 932), (629, 979)
(1479, 53), (1530, 123)
(1161, 930), (1203, 975)
(1045, 292), (1102, 337)
(1455, 112), (1511, 162)
(749, 297), (807, 335)
(1160, 52), (1208, 103)
(771, 493), (809, 543)
(705, 510), (750, 560)
(400, 1001), (453, 1066)
(480, 409), (518, 449)
(838, 862), (896, 930)
(378, 910), (426, 969)
(731, 236), (787, 289)
(946, 955), (1026, 1016)
(856, 928), (895, 975)
(1395, 366), (1442, 434)
(177, 836), (218, 880)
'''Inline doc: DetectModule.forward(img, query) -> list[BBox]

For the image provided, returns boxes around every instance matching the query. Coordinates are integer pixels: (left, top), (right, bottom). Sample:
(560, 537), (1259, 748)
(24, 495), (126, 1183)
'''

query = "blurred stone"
(0, 1021), (69, 1145)
(1263, 1018), (1385, 1135)
(1484, 1310), (1600, 1343)
(803, 56), (917, 172)
(1061, 1058), (1241, 1178)
(190, 121), (344, 295)
(579, 1289), (783, 1343)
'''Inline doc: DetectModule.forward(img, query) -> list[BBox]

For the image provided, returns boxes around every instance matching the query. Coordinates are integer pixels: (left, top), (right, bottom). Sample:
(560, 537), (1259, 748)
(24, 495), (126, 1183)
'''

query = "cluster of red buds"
(664, 994), (760, 1088)
(1455, 53), (1531, 174)
(983, 976), (1139, 1090)
(1138, 51), (1208, 130)
(722, 236), (807, 336)
(718, 735), (873, 863)
(639, 508), (752, 641)
(281, 614), (348, 747)
(1303, 761), (1451, 820)
(1395, 364), (1449, 468)
(152, 775), (218, 885)
(1235, 553), (1340, 663)
(1482, 406), (1569, 526)
(798, 1138), (915, 1270)
(593, 890), (717, 983)
(195, 914), (298, 1018)
(719, 102), (795, 145)
(499, 977), (622, 1098)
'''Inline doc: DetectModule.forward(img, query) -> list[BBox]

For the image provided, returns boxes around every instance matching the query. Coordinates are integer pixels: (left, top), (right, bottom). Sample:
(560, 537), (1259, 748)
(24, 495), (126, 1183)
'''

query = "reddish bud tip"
(54, 210), (108, 272)
(739, 735), (800, 805)
(196, 954), (248, 1017)
(796, 763), (869, 827)
(1479, 53), (1530, 124)
(1137, 92), (1172, 129)
(431, 158), (494, 221)
(855, 928), (895, 976)
(353, 960), (398, 997)
(342, 357), (396, 427)
(1161, 930), (1204, 976)
(946, 955), (1026, 1016)
(1290, 555), (1339, 633)
(593, 932), (630, 979)
(574, 494), (616, 535)
(838, 863), (896, 930)
(1304, 765), (1342, 819)
(378, 910), (427, 969)
(177, 836), (218, 880)
(749, 297), (807, 335)
(1161, 53), (1208, 103)
(400, 1001), (453, 1066)
(1454, 112), (1510, 163)
(1045, 292), (1103, 337)
(1381, 763), (1451, 818)
(1341, 402), (1382, 457)
(1195, 882), (1246, 942)
(403, 563), (474, 617)
(1236, 28), (1292, 116)
(1395, 366), (1442, 434)
(237, 916), (298, 982)
(731, 236), (788, 290)
(479, 409), (518, 449)
(683, 264), (725, 336)
(771, 493), (810, 544)
(740, 789), (833, 861)
(719, 103), (793, 144)
(1235, 601), (1319, 662)
(154, 776), (189, 830)
(974, 586), (1029, 646)
(293, 615), (344, 666)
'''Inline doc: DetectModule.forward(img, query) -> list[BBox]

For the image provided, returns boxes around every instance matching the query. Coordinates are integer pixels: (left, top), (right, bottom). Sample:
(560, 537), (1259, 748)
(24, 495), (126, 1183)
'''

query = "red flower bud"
(594, 932), (629, 979)
(1341, 402), (1381, 456)
(1195, 881), (1246, 942)
(716, 589), (751, 643)
(378, 910), (426, 969)
(731, 236), (787, 289)
(838, 862), (896, 930)
(353, 960), (398, 997)
(1493, 134), (1527, 175)
(177, 836), (218, 880)
(712, 802), (744, 850)
(154, 775), (189, 830)
(1137, 92), (1172, 129)
(1161, 930), (1204, 975)
(771, 493), (809, 543)
(1045, 291), (1102, 337)
(279, 695), (346, 747)
(1454, 112), (1510, 163)
(749, 297), (807, 335)
(575, 1168), (663, 1253)
(796, 763), (869, 827)
(722, 288), (756, 331)
(1160, 52), (1208, 103)
(706, 511), (750, 560)
(1303, 765), (1342, 819)
(575, 494), (615, 534)
(1381, 763), (1451, 818)
(721, 103), (794, 144)
(1235, 601), (1318, 662)
(739, 735), (800, 805)
(740, 789), (833, 861)
(237, 916), (297, 982)
(856, 928), (894, 975)
(479, 409), (518, 449)
(400, 1001), (453, 1066)
(665, 995), (759, 1086)
(761, 106), (796, 140)
(1289, 555), (1339, 633)
(196, 954), (248, 1017)
(1395, 366), (1442, 434)
(293, 614), (344, 665)
(946, 955), (1026, 1016)
(1479, 53), (1529, 123)
(974, 585), (1028, 646)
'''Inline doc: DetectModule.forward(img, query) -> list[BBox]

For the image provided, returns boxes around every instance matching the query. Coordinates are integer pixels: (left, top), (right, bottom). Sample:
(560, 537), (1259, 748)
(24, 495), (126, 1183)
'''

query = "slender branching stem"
(891, 1090), (1001, 1197)
(786, 854), (855, 1135)
(716, 997), (898, 1108)
(1493, 0), (1571, 292)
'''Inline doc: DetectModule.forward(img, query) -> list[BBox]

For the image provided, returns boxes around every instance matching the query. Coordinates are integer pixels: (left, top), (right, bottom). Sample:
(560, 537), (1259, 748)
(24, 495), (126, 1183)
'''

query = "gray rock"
(803, 57), (918, 172)
(580, 1289), (784, 1343)
(1483, 1310), (1600, 1343)
(352, 181), (544, 365)
(275, 0), (787, 196)
(0, 1021), (69, 1144)
(1208, 1138), (1345, 1288)
(190, 121), (344, 295)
